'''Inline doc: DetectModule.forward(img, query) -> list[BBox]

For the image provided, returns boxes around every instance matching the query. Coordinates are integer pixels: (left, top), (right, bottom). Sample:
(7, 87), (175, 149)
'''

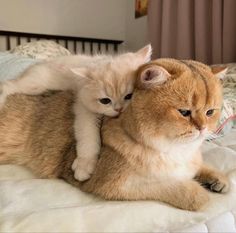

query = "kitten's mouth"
(112, 113), (122, 118)
(107, 112), (120, 118)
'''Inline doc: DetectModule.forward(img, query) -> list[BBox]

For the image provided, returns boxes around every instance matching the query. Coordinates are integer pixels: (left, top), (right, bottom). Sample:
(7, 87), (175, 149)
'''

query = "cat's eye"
(178, 109), (191, 117)
(99, 98), (111, 105)
(124, 93), (133, 100)
(206, 109), (214, 116)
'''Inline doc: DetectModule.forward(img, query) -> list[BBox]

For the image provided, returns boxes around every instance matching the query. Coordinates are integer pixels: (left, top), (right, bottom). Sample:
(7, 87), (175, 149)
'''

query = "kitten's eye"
(99, 98), (111, 105)
(124, 93), (133, 100)
(206, 109), (214, 116)
(178, 109), (191, 117)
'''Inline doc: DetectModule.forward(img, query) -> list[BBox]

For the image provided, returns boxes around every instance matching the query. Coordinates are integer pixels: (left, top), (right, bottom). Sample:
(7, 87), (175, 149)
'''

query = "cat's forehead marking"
(88, 57), (136, 100)
(178, 61), (212, 107)
(96, 69), (133, 100)
(105, 74), (132, 99)
(188, 64), (210, 103)
(159, 59), (221, 110)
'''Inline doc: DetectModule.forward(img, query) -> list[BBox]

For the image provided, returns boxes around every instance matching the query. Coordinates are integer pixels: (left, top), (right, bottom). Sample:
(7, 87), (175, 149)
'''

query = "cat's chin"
(177, 132), (206, 143)
(104, 112), (120, 117)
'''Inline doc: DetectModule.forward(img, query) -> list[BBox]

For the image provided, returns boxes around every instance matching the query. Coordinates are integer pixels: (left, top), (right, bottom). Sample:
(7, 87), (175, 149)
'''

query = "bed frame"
(0, 30), (123, 54)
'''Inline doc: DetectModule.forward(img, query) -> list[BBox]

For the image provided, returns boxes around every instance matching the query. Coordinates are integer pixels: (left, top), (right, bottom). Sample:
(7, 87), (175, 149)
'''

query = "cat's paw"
(202, 172), (230, 193)
(72, 157), (97, 181)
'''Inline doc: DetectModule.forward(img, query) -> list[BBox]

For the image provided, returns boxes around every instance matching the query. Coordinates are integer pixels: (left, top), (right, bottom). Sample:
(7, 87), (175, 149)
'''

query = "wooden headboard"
(0, 30), (123, 54)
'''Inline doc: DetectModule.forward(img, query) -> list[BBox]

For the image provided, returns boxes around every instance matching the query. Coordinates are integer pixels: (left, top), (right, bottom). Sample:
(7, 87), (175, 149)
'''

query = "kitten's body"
(0, 46), (151, 181)
(0, 59), (229, 211)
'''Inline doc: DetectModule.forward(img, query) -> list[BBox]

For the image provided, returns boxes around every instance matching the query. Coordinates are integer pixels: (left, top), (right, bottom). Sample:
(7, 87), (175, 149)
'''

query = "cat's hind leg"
(0, 62), (76, 109)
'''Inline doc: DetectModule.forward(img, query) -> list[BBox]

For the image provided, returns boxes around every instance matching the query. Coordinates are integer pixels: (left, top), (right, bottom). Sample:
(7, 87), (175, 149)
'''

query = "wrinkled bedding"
(0, 128), (236, 232)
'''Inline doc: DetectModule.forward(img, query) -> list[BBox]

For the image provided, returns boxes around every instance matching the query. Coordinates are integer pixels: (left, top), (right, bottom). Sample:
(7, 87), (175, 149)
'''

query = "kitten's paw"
(202, 173), (230, 193)
(72, 157), (97, 181)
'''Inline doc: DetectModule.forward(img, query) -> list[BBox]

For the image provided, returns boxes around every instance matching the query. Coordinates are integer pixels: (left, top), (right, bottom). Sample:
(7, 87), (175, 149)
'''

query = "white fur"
(142, 131), (206, 180)
(152, 138), (203, 179)
(123, 136), (203, 192)
(0, 45), (152, 181)
(72, 97), (102, 181)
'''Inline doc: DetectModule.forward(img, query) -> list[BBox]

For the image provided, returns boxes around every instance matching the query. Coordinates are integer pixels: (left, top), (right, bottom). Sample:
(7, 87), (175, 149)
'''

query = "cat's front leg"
(72, 101), (102, 181)
(92, 177), (210, 211)
(194, 164), (230, 193)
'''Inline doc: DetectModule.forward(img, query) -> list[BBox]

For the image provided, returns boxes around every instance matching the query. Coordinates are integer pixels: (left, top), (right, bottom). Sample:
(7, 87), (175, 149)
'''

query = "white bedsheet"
(0, 129), (236, 232)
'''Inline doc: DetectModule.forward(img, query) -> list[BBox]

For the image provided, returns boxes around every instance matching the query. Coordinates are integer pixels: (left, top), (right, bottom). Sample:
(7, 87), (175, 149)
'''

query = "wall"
(125, 0), (149, 51)
(0, 0), (148, 51)
(0, 0), (126, 40)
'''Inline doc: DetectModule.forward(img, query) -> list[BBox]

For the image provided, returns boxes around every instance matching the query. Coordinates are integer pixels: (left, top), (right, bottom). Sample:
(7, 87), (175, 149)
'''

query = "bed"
(0, 30), (236, 232)
(0, 30), (123, 54)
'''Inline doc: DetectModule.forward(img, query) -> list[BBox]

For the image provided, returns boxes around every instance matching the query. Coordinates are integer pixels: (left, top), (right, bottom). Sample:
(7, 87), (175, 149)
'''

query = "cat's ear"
(70, 68), (90, 80)
(137, 65), (171, 89)
(211, 66), (228, 81)
(135, 44), (152, 63)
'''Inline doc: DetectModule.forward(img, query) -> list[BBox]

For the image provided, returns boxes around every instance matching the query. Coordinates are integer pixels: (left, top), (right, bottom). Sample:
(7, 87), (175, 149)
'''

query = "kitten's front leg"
(195, 164), (230, 193)
(72, 100), (102, 181)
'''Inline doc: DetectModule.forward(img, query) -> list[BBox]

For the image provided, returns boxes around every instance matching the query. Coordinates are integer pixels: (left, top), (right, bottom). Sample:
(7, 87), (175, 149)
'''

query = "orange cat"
(0, 59), (229, 211)
(80, 59), (229, 211)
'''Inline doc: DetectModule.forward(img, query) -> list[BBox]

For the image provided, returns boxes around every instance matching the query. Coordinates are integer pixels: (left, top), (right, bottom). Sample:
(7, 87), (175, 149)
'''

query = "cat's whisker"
(205, 131), (219, 141)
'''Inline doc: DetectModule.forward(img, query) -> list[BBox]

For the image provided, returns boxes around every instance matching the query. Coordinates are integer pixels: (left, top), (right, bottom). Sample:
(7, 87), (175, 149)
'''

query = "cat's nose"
(115, 107), (123, 113)
(199, 126), (207, 134)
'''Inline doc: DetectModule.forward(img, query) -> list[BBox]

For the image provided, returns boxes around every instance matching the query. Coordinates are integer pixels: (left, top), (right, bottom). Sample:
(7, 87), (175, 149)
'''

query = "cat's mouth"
(179, 130), (207, 142)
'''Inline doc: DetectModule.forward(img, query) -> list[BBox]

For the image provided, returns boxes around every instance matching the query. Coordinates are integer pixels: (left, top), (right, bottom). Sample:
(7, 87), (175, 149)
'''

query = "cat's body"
(0, 59), (229, 211)
(0, 46), (152, 181)
(0, 91), (75, 179)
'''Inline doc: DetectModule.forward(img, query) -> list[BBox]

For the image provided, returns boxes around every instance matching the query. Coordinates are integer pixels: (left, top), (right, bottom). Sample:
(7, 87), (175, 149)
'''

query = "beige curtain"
(148, 0), (236, 64)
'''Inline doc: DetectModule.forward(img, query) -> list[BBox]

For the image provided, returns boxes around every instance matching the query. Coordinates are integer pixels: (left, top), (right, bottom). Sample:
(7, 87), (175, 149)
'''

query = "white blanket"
(0, 129), (236, 232)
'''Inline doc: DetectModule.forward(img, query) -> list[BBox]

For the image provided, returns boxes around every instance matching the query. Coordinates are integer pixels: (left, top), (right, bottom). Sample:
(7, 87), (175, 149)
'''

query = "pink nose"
(115, 107), (123, 113)
(200, 127), (207, 134)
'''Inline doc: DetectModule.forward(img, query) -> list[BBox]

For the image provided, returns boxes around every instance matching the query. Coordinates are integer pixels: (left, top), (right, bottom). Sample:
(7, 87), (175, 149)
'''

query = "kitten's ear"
(211, 66), (228, 81)
(137, 65), (171, 89)
(70, 68), (90, 80)
(135, 44), (152, 63)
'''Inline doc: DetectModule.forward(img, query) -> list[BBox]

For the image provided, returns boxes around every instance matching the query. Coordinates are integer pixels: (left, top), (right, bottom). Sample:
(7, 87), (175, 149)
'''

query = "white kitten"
(0, 45), (152, 181)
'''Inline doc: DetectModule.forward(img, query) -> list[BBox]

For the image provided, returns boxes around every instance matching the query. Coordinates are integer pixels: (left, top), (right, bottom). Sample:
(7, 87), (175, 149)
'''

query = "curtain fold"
(148, 0), (236, 64)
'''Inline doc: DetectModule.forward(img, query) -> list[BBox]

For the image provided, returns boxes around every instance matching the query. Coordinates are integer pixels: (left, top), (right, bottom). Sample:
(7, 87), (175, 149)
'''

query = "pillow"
(10, 40), (71, 59)
(0, 52), (38, 81)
